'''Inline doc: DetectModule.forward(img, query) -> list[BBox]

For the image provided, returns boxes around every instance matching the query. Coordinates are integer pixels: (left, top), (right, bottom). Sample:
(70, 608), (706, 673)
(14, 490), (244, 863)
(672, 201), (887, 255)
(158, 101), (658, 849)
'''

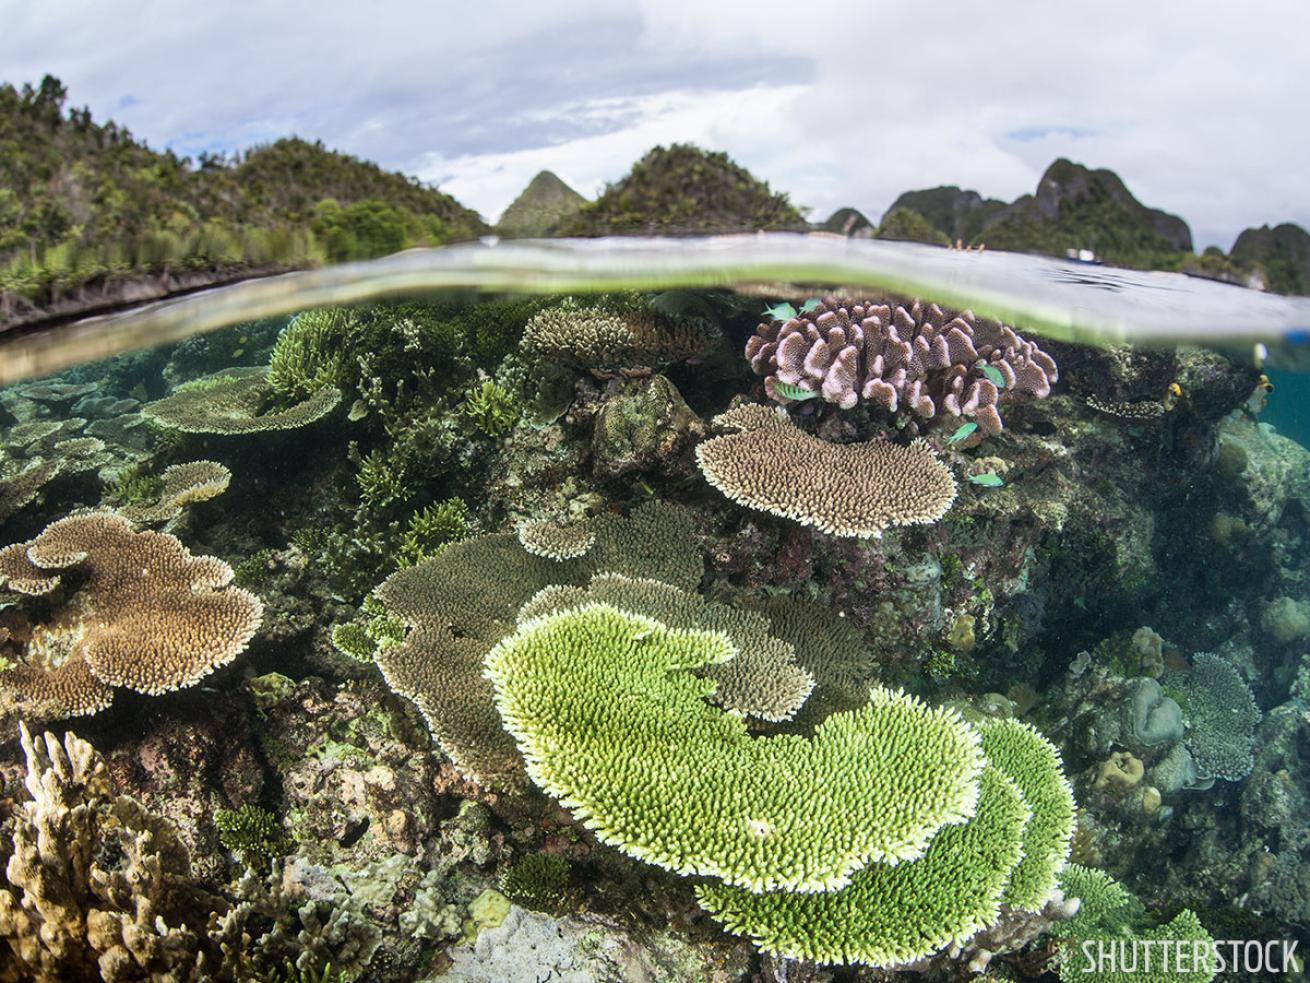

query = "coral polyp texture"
(515, 518), (595, 560)
(745, 297), (1057, 432)
(517, 572), (815, 723)
(694, 765), (1030, 967)
(371, 501), (702, 787)
(485, 603), (983, 892)
(693, 717), (1078, 967)
(977, 718), (1077, 911)
(0, 512), (263, 720)
(696, 408), (956, 537)
(118, 459), (232, 525)
(142, 366), (341, 434)
(521, 295), (712, 376)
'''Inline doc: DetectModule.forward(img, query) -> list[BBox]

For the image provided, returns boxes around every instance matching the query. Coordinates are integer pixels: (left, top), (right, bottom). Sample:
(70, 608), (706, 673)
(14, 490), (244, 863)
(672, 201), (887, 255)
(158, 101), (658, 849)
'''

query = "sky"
(2, 0), (1307, 251)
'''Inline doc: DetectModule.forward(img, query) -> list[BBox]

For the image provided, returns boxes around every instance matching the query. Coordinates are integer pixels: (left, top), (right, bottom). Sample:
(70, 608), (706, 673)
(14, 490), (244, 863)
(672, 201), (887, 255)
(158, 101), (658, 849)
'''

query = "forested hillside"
(0, 75), (486, 321)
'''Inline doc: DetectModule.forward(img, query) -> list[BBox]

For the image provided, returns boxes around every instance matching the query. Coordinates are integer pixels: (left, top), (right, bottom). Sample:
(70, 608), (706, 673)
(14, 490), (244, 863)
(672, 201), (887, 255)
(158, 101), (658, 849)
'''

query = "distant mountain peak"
(496, 170), (588, 238)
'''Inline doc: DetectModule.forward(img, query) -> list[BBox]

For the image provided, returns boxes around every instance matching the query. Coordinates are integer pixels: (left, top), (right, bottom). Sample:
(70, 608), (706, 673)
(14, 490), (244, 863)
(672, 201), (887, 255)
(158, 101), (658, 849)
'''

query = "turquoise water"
(0, 244), (1308, 982)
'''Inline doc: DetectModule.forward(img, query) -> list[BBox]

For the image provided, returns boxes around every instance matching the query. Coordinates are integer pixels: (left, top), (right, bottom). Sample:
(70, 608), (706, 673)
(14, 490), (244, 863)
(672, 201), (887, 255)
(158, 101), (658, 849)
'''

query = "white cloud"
(1, 0), (1307, 250)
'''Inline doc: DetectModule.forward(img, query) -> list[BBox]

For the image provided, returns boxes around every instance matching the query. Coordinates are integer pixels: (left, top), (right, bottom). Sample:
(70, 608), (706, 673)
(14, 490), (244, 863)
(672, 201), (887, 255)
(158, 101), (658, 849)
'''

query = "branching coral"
(397, 498), (470, 565)
(696, 406), (957, 537)
(143, 367), (341, 434)
(0, 723), (232, 982)
(745, 297), (1057, 432)
(521, 295), (713, 376)
(0, 512), (263, 721)
(461, 379), (518, 436)
(267, 308), (353, 401)
(486, 603), (983, 892)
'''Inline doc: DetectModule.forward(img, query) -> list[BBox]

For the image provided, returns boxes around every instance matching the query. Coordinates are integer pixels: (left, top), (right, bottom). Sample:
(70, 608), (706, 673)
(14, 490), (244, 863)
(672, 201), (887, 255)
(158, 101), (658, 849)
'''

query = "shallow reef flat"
(0, 287), (1305, 982)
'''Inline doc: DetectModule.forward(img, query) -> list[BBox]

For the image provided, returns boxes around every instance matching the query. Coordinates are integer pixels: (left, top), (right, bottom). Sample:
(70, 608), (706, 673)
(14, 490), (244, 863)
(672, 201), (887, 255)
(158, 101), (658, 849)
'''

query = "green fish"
(979, 363), (1006, 388)
(946, 422), (978, 444)
(772, 381), (820, 401)
(763, 302), (797, 321)
(799, 297), (822, 314)
(967, 472), (1005, 487)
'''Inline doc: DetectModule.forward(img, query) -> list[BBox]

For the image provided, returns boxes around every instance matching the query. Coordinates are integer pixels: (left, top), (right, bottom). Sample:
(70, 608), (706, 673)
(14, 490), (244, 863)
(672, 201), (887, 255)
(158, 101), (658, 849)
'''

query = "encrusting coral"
(0, 512), (263, 720)
(745, 297), (1057, 432)
(696, 403), (957, 537)
(143, 367), (341, 434)
(486, 603), (984, 893)
(521, 295), (713, 377)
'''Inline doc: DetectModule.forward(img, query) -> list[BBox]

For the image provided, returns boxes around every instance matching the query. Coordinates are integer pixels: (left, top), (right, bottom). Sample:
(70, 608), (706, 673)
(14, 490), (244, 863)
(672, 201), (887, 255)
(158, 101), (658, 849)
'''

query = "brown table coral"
(0, 511), (263, 721)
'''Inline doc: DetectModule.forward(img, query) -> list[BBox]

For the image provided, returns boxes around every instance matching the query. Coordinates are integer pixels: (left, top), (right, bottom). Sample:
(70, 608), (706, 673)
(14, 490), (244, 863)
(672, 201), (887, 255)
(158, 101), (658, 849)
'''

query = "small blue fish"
(772, 381), (820, 401)
(799, 298), (822, 314)
(763, 302), (797, 321)
(968, 472), (1005, 487)
(946, 422), (978, 444)
(979, 364), (1006, 388)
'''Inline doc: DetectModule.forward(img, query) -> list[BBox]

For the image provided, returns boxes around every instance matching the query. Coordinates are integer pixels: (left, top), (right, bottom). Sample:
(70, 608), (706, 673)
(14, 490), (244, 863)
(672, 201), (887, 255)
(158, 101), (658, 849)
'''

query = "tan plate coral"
(0, 511), (263, 721)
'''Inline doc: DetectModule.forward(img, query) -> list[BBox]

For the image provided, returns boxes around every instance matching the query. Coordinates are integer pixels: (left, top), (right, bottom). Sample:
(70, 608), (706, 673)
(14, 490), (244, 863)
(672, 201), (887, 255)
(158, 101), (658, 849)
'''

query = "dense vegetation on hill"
(495, 170), (588, 238)
(554, 144), (807, 236)
(881, 186), (1005, 245)
(0, 75), (485, 319)
(974, 159), (1192, 270)
(1230, 223), (1310, 296)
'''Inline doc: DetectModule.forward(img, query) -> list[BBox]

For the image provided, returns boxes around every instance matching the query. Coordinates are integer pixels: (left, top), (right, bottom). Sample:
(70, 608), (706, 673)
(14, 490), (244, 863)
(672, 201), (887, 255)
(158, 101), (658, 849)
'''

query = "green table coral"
(485, 602), (983, 892)
(694, 765), (1029, 966)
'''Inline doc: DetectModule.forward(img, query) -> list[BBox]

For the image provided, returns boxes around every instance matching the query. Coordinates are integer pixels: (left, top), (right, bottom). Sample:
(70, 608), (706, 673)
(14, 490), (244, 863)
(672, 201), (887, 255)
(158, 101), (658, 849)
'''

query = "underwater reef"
(0, 286), (1303, 982)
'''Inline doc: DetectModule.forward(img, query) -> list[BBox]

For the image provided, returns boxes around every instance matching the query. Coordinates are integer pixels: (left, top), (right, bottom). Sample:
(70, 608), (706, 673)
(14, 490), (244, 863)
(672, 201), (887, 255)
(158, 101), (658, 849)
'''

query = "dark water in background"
(2, 242), (1310, 981)
(1266, 369), (1310, 449)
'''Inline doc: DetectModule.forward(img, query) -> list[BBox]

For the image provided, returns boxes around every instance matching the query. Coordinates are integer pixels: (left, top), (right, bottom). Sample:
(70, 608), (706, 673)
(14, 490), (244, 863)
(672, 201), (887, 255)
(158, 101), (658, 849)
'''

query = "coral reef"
(745, 297), (1057, 432)
(0, 512), (262, 721)
(521, 295), (713, 376)
(143, 367), (341, 434)
(487, 602), (984, 893)
(696, 403), (956, 537)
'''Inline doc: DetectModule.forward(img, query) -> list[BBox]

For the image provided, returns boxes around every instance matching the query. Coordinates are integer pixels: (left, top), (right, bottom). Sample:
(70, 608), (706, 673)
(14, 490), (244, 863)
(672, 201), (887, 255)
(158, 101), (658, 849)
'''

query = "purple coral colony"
(747, 297), (1058, 433)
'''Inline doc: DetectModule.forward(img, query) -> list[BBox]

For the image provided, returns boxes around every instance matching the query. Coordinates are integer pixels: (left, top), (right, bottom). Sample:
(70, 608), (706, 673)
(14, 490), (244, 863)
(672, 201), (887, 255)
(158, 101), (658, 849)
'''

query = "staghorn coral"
(515, 518), (595, 561)
(117, 460), (231, 525)
(745, 297), (1057, 432)
(0, 512), (263, 721)
(486, 603), (983, 892)
(1182, 652), (1260, 781)
(397, 498), (470, 565)
(461, 379), (518, 436)
(142, 367), (341, 434)
(521, 295), (712, 376)
(517, 572), (815, 723)
(696, 408), (956, 537)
